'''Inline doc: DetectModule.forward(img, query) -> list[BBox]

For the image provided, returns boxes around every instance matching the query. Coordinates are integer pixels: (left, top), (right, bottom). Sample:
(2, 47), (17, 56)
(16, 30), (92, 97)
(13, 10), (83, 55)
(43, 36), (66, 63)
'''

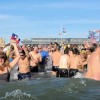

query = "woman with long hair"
(0, 42), (20, 82)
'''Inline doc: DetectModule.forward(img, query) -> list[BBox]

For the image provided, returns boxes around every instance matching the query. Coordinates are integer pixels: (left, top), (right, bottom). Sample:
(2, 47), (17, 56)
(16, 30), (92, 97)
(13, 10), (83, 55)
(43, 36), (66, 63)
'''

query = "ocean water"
(0, 72), (100, 100)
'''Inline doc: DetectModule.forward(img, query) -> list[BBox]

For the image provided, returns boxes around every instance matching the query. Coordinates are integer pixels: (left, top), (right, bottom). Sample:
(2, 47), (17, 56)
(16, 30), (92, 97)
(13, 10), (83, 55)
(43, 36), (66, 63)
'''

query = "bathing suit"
(52, 66), (59, 72)
(69, 68), (79, 77)
(30, 66), (38, 72)
(56, 68), (79, 78)
(0, 67), (10, 82)
(57, 68), (68, 77)
(18, 72), (31, 80)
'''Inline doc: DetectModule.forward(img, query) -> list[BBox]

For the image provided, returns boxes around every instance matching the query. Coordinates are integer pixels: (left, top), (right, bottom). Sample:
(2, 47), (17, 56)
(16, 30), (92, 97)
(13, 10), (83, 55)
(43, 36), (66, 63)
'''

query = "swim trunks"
(30, 66), (38, 72)
(18, 72), (31, 80)
(52, 66), (59, 72)
(69, 68), (79, 77)
(57, 68), (68, 77)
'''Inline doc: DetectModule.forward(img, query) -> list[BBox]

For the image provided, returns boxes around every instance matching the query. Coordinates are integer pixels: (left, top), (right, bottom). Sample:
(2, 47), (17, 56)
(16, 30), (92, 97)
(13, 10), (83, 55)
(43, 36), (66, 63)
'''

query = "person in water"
(29, 46), (42, 73)
(38, 45), (49, 72)
(18, 45), (31, 80)
(0, 42), (20, 82)
(51, 45), (62, 76)
(57, 47), (70, 77)
(68, 48), (83, 77)
(85, 43), (100, 80)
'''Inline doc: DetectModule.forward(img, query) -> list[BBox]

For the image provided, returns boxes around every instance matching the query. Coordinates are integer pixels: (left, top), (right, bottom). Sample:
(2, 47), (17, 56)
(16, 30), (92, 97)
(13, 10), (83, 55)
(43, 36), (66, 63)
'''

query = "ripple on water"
(0, 76), (100, 100)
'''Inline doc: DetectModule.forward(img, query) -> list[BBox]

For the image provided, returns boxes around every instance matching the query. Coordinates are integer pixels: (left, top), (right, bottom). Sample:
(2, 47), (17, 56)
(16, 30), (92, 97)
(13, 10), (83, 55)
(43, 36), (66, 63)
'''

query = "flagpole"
(59, 25), (66, 45)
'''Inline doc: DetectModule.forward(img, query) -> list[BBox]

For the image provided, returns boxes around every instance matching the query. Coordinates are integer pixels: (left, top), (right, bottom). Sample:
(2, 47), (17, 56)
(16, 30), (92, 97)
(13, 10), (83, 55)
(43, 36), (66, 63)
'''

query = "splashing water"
(0, 89), (37, 100)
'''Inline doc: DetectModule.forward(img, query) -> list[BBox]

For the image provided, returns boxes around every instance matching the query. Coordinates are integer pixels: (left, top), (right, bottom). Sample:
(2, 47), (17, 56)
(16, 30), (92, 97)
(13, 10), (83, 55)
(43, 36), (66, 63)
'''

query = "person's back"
(69, 48), (82, 69)
(51, 46), (62, 75)
(70, 55), (82, 69)
(52, 51), (62, 66)
(85, 47), (100, 80)
(57, 54), (70, 77)
(59, 54), (69, 69)
(69, 48), (82, 77)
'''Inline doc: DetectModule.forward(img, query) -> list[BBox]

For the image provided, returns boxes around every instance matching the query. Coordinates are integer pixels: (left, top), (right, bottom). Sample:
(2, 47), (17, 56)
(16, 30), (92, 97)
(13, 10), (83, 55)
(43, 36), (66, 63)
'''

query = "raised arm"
(9, 42), (20, 68)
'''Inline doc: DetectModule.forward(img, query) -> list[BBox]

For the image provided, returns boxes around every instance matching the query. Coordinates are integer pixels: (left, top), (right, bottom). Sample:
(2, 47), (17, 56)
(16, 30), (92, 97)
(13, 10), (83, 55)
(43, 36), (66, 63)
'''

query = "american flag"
(11, 33), (18, 40)
(11, 33), (20, 44)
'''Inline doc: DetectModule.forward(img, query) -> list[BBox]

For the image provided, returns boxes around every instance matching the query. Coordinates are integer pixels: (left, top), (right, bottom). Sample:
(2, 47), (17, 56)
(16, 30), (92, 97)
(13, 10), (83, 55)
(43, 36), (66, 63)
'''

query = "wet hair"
(54, 42), (58, 46)
(72, 48), (80, 55)
(64, 47), (70, 54)
(88, 43), (98, 52)
(19, 50), (25, 55)
(81, 48), (86, 51)
(69, 48), (73, 51)
(87, 43), (98, 52)
(56, 45), (60, 51)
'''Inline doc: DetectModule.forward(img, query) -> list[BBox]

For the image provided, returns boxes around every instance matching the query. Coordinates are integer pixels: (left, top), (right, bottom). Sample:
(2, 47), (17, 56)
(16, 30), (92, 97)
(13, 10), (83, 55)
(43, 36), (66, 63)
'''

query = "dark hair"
(64, 47), (70, 54)
(56, 45), (60, 51)
(89, 43), (97, 52)
(54, 42), (59, 46)
(0, 52), (7, 63)
(72, 48), (79, 55)
(19, 50), (25, 55)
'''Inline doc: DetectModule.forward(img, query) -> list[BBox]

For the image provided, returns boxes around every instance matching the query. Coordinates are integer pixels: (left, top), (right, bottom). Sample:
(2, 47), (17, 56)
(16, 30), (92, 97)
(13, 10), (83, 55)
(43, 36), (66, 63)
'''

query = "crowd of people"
(0, 38), (100, 82)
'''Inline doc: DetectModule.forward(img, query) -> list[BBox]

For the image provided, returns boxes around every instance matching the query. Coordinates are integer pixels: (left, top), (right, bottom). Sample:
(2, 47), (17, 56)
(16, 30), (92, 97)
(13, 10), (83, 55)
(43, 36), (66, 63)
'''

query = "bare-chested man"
(85, 44), (100, 80)
(69, 48), (83, 77)
(29, 46), (42, 73)
(57, 48), (70, 77)
(18, 48), (31, 80)
(51, 45), (62, 76)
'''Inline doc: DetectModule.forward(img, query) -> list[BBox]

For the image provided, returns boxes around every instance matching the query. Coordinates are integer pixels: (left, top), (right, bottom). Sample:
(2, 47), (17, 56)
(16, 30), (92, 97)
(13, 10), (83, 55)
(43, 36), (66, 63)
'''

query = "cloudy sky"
(0, 0), (100, 43)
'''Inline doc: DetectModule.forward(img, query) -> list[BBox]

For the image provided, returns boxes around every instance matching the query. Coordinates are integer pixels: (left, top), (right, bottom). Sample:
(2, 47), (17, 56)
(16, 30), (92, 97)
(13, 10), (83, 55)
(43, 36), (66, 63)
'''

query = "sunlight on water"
(63, 79), (86, 94)
(0, 74), (100, 100)
(0, 89), (37, 100)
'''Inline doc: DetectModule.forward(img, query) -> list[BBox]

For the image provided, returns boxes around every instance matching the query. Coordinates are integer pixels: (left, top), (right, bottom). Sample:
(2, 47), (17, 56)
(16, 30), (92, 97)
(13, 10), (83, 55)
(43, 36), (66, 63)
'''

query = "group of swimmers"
(0, 38), (100, 82)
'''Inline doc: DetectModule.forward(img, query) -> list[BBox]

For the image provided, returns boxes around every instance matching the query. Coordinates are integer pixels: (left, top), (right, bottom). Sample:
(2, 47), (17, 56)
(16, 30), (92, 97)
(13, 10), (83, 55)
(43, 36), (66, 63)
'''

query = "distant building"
(21, 38), (90, 45)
